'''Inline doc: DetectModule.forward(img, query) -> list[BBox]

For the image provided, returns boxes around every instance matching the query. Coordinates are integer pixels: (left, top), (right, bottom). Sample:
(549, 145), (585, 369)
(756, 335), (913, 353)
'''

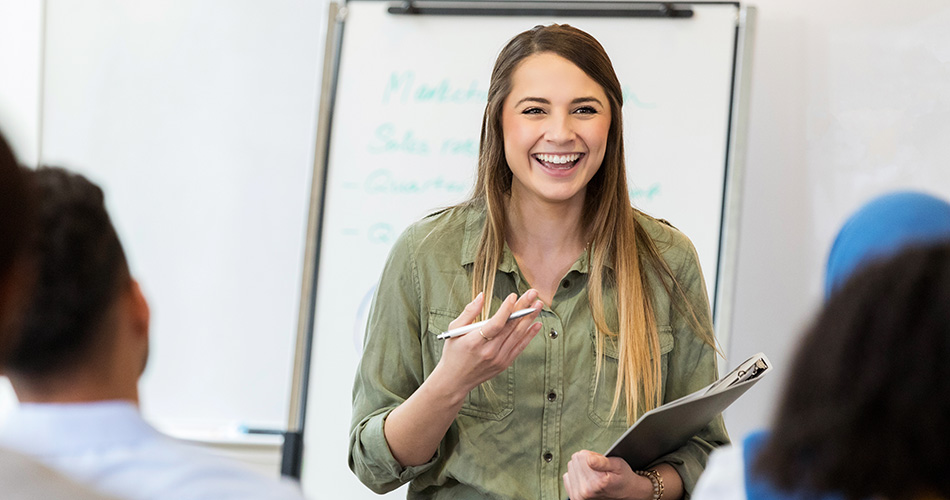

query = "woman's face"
(501, 52), (611, 211)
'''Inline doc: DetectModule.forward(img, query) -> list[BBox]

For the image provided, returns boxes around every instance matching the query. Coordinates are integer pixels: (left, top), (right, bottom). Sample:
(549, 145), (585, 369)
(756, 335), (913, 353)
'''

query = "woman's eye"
(521, 107), (544, 115)
(574, 106), (597, 114)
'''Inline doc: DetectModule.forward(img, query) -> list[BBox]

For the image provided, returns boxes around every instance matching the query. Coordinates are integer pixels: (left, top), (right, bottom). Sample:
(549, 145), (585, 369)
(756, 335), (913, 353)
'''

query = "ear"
(128, 278), (150, 341)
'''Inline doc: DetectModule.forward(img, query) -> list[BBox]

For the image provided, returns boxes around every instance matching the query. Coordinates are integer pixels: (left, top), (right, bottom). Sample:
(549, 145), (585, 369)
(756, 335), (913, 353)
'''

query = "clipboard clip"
(704, 353), (771, 395)
(734, 358), (769, 385)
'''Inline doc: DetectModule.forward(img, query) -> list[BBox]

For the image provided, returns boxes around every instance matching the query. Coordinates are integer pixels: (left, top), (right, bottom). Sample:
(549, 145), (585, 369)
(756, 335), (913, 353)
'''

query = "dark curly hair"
(755, 243), (950, 500)
(7, 166), (130, 379)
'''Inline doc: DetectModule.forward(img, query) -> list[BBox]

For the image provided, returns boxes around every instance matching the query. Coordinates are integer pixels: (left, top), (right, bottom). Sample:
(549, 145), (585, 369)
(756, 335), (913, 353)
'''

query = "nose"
(544, 112), (575, 145)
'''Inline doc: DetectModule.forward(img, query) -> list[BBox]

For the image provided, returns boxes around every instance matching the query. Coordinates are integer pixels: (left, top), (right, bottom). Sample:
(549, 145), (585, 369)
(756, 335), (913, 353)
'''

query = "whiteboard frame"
(287, 0), (755, 477)
(713, 4), (756, 373)
(282, 1), (347, 478)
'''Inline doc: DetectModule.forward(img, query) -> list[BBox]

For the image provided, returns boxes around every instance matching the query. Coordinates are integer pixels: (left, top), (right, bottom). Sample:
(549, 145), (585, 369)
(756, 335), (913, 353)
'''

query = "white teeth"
(535, 153), (581, 165)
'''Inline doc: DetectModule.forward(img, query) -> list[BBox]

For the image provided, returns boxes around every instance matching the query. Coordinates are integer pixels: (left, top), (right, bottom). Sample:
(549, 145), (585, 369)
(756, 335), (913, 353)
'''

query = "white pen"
(436, 307), (538, 340)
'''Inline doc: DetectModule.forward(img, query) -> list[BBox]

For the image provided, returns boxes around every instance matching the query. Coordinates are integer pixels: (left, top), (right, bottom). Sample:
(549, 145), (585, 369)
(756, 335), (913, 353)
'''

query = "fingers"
(497, 299), (542, 359)
(565, 452), (594, 499)
(448, 292), (484, 330)
(564, 451), (612, 500)
(584, 451), (610, 472)
(565, 450), (643, 500)
(486, 289), (540, 332)
(562, 472), (575, 499)
(513, 288), (541, 311)
(440, 290), (542, 388)
(491, 291), (542, 355)
(486, 292), (521, 329)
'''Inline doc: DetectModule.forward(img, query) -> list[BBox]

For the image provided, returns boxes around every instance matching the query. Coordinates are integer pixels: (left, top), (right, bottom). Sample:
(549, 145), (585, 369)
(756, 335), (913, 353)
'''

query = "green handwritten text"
(630, 183), (661, 201)
(383, 71), (487, 105)
(368, 123), (430, 155)
(365, 169), (469, 195)
(621, 86), (657, 109)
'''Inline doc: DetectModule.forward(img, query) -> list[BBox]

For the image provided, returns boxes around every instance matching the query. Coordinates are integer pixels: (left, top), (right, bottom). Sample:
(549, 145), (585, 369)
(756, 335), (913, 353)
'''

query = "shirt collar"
(0, 400), (160, 456)
(459, 202), (595, 275)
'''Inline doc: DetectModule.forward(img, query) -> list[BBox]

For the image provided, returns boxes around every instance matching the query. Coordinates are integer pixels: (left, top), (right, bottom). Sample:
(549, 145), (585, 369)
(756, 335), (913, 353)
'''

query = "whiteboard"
(39, 0), (325, 438)
(301, 1), (745, 497)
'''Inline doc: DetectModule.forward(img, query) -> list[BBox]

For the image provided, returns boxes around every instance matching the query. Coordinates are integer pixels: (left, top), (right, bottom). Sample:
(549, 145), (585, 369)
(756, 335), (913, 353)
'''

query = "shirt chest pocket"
(588, 326), (674, 428)
(425, 310), (515, 421)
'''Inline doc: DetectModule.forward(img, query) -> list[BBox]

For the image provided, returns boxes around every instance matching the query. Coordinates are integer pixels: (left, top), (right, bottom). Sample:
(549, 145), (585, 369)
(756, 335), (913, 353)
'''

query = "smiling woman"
(349, 24), (727, 500)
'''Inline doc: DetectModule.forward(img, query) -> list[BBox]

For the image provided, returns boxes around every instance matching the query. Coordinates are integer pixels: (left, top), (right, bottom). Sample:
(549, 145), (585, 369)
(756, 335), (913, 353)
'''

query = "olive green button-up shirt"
(350, 202), (729, 499)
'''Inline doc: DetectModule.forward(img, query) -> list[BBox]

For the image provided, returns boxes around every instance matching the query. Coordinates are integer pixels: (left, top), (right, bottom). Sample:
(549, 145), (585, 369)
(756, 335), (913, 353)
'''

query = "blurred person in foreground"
(1, 166), (307, 500)
(693, 191), (950, 500)
(0, 131), (118, 499)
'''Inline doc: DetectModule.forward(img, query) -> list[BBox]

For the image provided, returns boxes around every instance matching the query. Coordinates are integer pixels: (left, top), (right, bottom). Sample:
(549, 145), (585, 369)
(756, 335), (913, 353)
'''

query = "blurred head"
(825, 191), (950, 299)
(758, 243), (950, 499)
(0, 130), (33, 366)
(474, 23), (627, 222)
(7, 167), (148, 399)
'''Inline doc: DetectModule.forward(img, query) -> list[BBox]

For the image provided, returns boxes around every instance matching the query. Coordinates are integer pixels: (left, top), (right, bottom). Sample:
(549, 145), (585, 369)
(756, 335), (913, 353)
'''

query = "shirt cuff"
(350, 409), (440, 493)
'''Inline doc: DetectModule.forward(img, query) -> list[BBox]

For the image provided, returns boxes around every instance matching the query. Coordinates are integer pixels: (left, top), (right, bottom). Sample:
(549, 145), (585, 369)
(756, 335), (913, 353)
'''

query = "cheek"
(584, 122), (611, 172)
(502, 125), (535, 164)
(580, 122), (610, 159)
(593, 121), (611, 149)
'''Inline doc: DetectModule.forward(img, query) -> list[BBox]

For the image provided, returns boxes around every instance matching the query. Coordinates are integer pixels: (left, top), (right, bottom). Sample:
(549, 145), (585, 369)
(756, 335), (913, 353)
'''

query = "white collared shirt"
(0, 401), (306, 500)
(0, 446), (119, 500)
(692, 444), (747, 500)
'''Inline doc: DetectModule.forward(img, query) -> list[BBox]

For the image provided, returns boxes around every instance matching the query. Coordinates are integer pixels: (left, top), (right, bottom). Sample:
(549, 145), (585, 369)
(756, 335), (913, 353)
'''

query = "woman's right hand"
(383, 290), (542, 467)
(433, 290), (544, 397)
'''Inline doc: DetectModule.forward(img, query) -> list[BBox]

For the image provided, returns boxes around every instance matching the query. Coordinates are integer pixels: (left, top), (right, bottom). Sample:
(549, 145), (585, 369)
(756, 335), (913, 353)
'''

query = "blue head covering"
(825, 191), (950, 299)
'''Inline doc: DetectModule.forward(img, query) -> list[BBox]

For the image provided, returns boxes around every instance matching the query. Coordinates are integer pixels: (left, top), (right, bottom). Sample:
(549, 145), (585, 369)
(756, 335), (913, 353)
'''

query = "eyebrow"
(514, 96), (605, 107)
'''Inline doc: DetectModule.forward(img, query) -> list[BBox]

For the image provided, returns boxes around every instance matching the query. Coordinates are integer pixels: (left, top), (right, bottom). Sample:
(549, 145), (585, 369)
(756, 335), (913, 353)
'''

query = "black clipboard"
(604, 353), (771, 469)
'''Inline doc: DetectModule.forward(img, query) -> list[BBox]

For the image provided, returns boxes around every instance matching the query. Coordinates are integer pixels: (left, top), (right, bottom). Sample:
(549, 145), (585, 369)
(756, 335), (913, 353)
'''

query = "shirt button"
(549, 329), (559, 339)
(561, 279), (571, 289)
(547, 392), (557, 402)
(543, 452), (553, 462)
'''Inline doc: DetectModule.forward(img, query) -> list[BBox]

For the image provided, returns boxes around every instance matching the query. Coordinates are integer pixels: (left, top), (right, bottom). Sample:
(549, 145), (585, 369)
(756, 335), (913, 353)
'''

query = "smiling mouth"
(533, 153), (583, 170)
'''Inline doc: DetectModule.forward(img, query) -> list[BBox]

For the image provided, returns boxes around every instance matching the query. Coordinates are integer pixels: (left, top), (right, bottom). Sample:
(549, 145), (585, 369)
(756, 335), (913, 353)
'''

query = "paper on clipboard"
(604, 352), (771, 469)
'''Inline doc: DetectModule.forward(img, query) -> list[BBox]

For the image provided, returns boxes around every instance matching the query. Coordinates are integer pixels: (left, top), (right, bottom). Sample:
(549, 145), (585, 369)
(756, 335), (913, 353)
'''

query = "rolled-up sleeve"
(348, 225), (440, 493)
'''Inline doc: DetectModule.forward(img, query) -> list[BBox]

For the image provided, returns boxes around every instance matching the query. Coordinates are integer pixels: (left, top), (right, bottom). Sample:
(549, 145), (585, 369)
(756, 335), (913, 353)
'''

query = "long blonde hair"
(469, 24), (714, 423)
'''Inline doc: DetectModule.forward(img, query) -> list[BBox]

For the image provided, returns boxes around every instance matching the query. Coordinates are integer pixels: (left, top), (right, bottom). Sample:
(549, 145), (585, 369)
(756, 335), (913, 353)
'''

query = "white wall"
(723, 0), (950, 437)
(0, 0), (329, 480)
(0, 0), (43, 165)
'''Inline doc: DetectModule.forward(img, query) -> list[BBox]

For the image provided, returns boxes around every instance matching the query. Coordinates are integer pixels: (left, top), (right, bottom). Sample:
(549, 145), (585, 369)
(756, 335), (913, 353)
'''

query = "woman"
(350, 24), (726, 499)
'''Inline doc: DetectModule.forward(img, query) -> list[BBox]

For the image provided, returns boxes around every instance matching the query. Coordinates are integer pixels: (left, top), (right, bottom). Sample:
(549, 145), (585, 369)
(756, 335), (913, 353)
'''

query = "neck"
(505, 193), (587, 254)
(503, 193), (590, 305)
(10, 368), (139, 405)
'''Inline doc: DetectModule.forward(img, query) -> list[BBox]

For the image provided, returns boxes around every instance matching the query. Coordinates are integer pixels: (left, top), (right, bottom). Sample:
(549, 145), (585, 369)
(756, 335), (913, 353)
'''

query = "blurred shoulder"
(0, 447), (120, 500)
(137, 436), (307, 500)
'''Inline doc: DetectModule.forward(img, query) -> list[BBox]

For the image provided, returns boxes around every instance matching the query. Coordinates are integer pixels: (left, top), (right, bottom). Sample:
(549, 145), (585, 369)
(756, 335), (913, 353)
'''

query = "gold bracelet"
(634, 469), (664, 500)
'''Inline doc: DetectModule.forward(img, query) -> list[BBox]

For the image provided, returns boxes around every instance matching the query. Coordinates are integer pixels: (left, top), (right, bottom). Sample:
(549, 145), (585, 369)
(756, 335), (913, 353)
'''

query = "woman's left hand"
(563, 450), (653, 500)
